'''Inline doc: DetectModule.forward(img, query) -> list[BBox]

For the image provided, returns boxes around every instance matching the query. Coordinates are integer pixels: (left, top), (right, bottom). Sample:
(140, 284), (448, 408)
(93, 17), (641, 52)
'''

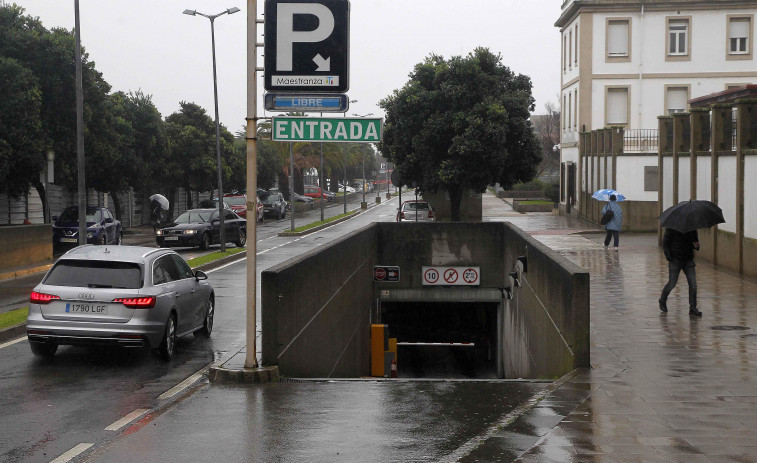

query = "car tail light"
(428, 210), (434, 219)
(30, 291), (60, 304)
(400, 212), (405, 220)
(113, 297), (156, 308)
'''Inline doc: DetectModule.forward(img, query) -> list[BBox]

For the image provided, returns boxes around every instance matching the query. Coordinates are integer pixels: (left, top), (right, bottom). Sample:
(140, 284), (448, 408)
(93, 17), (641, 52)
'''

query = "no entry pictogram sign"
(374, 266), (400, 282)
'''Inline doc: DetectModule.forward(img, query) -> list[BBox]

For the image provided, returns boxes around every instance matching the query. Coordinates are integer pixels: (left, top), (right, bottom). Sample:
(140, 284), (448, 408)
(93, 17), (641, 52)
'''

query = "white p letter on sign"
(276, 3), (335, 71)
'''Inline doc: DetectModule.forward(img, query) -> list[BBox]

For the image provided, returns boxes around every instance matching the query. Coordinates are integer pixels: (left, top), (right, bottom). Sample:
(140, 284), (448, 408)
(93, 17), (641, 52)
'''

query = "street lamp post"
(184, 7), (240, 252)
(351, 112), (373, 209)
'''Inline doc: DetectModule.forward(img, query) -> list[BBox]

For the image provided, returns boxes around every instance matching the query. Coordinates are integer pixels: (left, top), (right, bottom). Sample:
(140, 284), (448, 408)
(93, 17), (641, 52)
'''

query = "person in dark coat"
(659, 228), (701, 316)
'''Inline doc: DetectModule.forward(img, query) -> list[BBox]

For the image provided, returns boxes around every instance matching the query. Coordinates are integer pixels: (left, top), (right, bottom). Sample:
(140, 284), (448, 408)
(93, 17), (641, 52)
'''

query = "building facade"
(555, 0), (757, 218)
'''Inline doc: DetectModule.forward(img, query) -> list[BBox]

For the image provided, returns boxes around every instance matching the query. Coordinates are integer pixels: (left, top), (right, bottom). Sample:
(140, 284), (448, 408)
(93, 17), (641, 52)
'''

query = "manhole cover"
(711, 325), (750, 331)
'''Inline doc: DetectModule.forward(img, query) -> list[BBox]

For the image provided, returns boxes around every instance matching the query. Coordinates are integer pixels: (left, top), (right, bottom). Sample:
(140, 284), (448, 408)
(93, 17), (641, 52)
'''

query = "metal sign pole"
(290, 142), (295, 231)
(244, 0), (259, 369)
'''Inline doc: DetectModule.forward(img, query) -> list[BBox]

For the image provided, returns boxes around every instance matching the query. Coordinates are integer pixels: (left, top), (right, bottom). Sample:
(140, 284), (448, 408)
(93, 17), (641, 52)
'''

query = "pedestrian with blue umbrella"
(593, 189), (625, 251)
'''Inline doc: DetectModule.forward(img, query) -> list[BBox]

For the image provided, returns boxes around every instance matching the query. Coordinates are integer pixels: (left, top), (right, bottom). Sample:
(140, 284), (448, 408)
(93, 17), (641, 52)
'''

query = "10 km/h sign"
(422, 266), (480, 286)
(272, 116), (382, 143)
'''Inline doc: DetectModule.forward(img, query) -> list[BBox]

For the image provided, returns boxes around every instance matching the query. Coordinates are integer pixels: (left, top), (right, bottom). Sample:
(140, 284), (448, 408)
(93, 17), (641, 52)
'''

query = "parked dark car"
(52, 206), (122, 249)
(198, 199), (231, 210)
(260, 192), (288, 219)
(293, 192), (315, 208)
(156, 208), (246, 249)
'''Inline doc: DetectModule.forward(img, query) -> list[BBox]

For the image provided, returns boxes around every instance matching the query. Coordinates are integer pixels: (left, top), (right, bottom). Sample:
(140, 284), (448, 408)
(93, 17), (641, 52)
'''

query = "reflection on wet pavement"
(478, 203), (757, 461)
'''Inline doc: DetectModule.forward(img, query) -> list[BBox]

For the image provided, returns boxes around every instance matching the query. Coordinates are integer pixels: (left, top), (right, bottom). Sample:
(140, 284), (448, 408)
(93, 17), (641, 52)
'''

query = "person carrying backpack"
(601, 194), (623, 251)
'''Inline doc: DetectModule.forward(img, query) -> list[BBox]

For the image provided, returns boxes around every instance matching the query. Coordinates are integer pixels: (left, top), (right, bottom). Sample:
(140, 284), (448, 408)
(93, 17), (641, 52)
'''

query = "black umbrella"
(658, 200), (725, 233)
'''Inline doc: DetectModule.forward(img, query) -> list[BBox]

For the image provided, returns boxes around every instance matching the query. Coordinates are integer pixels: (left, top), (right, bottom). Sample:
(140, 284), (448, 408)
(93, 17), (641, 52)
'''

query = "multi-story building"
(555, 0), (757, 218)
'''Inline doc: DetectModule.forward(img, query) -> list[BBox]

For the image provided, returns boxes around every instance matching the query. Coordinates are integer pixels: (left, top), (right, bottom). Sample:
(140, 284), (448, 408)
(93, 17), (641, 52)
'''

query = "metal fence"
(624, 129), (659, 152)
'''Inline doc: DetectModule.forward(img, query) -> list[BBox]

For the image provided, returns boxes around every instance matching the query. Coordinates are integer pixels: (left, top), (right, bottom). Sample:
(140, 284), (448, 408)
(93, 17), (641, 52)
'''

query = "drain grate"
(711, 325), (750, 331)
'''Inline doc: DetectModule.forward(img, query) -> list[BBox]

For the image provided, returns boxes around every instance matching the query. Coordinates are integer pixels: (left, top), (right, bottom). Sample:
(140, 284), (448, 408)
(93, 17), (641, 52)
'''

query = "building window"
(606, 87), (629, 126)
(665, 86), (689, 115)
(568, 92), (572, 130)
(563, 94), (567, 131)
(668, 19), (689, 56)
(607, 19), (630, 59)
(729, 17), (751, 54)
(574, 25), (579, 66)
(568, 29), (573, 68)
(563, 35), (567, 71)
(665, 17), (691, 61)
(574, 89), (578, 130)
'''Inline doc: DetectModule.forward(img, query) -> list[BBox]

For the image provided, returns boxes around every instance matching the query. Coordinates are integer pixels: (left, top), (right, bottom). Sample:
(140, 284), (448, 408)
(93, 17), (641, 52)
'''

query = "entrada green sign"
(271, 116), (383, 143)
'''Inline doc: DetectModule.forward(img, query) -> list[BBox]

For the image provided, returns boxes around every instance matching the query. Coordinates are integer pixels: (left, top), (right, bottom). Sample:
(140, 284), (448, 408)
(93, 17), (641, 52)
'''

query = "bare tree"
(531, 101), (561, 180)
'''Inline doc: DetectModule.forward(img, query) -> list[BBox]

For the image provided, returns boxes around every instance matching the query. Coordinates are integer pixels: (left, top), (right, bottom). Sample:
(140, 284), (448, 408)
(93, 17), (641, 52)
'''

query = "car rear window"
(224, 196), (245, 206)
(44, 260), (143, 289)
(405, 202), (429, 210)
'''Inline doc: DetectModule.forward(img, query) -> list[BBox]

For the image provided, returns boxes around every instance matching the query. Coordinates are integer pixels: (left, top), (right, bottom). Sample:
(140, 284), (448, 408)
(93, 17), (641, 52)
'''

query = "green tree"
(165, 102), (235, 214)
(379, 48), (542, 220)
(0, 57), (45, 199)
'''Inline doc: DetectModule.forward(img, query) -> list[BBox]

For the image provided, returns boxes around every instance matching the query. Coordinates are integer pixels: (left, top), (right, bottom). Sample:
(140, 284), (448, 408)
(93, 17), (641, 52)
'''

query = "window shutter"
(731, 19), (749, 39)
(667, 88), (688, 114)
(607, 89), (628, 125)
(608, 22), (628, 55)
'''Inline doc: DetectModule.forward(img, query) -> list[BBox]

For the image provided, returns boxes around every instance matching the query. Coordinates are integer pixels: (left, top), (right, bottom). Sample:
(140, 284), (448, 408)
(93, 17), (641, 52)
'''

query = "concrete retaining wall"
(501, 224), (590, 378)
(262, 222), (591, 379)
(0, 225), (53, 274)
(261, 224), (376, 377)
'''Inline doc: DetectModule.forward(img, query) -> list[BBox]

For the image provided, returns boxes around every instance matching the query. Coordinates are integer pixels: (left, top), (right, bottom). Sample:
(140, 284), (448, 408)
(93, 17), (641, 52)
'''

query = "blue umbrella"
(592, 189), (626, 201)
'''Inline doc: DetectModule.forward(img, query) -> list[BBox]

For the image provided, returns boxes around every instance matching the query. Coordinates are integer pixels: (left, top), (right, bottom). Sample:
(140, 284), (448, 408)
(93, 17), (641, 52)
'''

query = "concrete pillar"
(689, 108), (710, 200)
(579, 132), (587, 219)
(611, 126), (624, 191)
(711, 103), (731, 266)
(658, 116), (674, 244)
(734, 99), (757, 274)
(672, 113), (690, 205)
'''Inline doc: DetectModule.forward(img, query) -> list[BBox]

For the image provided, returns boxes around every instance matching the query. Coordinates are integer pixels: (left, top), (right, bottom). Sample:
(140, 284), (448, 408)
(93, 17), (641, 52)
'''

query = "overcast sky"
(14, 0), (562, 131)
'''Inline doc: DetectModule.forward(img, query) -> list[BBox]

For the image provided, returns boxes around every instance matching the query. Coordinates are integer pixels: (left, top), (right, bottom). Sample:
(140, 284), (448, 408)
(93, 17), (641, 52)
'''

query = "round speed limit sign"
(424, 268), (439, 284)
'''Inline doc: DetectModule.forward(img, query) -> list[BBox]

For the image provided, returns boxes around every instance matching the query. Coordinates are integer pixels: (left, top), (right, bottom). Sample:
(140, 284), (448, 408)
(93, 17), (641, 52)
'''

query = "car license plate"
(60, 238), (78, 243)
(66, 303), (108, 314)
(164, 236), (179, 241)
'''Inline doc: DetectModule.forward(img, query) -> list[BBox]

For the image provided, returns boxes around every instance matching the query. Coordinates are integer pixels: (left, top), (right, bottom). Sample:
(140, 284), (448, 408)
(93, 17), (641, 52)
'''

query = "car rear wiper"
(88, 283), (112, 288)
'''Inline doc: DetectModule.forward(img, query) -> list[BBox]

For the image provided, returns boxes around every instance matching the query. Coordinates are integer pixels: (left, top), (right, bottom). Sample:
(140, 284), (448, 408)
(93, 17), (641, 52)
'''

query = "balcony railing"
(624, 129), (658, 152)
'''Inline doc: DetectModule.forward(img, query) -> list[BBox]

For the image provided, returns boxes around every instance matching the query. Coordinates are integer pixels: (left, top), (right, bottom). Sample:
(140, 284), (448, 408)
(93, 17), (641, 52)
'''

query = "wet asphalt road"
(86, 381), (545, 463)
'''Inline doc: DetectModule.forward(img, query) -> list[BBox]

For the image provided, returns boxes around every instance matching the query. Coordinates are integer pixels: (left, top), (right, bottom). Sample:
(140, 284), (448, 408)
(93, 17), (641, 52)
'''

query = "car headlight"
(184, 230), (197, 235)
(156, 230), (163, 236)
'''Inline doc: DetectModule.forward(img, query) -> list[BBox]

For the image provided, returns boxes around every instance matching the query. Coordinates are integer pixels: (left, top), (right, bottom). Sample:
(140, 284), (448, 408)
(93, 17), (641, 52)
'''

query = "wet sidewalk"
(473, 196), (757, 461)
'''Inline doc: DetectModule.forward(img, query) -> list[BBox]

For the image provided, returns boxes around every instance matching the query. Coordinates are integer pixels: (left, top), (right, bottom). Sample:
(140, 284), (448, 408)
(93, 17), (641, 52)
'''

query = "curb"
(0, 323), (26, 344)
(0, 264), (53, 282)
(208, 365), (280, 383)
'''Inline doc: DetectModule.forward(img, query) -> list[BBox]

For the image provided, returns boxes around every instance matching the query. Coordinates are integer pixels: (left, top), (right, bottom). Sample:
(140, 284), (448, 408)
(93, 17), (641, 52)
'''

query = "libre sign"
(264, 0), (350, 93)
(272, 116), (383, 143)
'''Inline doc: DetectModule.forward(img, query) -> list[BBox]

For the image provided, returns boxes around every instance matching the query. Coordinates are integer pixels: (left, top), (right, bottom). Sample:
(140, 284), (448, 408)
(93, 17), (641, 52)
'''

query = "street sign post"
(264, 93), (349, 112)
(264, 0), (349, 93)
(272, 116), (382, 142)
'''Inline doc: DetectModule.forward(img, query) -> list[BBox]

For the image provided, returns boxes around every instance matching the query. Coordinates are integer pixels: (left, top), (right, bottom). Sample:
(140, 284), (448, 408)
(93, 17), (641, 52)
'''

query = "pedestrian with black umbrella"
(658, 200), (725, 317)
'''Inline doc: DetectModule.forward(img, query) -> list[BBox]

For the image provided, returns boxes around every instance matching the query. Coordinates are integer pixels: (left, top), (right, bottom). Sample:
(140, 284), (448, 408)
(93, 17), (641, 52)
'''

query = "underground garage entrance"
(380, 299), (501, 379)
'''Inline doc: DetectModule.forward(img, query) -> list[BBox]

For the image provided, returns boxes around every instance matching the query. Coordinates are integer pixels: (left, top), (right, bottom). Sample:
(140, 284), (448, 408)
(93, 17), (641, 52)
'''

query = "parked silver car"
(26, 245), (214, 361)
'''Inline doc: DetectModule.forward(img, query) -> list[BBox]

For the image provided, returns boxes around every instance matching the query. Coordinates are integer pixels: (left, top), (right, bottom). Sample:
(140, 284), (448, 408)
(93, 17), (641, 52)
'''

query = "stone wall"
(0, 224), (53, 275)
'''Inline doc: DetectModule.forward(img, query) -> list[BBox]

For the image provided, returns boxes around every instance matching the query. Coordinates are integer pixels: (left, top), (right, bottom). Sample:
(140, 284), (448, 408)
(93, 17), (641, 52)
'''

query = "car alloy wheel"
(200, 233), (211, 250)
(236, 229), (246, 247)
(157, 315), (176, 361)
(195, 298), (214, 337)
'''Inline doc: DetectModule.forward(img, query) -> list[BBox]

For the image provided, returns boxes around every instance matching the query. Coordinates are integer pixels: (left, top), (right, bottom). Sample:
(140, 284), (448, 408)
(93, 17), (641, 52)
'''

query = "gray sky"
(15, 0), (561, 131)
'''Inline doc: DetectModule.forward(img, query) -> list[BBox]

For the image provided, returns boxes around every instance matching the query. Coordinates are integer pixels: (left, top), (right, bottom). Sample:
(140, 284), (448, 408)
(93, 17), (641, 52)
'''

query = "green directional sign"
(271, 116), (383, 143)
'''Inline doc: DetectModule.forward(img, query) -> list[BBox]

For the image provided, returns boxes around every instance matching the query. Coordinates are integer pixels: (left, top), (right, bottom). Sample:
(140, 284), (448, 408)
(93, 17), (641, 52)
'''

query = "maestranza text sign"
(271, 116), (382, 143)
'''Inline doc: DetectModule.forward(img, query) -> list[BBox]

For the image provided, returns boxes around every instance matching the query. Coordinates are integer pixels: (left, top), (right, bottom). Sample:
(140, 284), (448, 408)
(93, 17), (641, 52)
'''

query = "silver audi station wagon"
(26, 245), (214, 361)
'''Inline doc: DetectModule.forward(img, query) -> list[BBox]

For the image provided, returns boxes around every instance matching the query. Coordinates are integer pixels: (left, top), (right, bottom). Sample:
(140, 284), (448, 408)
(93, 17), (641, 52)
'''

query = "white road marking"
(158, 367), (208, 400)
(0, 336), (25, 350)
(50, 443), (93, 463)
(104, 409), (149, 432)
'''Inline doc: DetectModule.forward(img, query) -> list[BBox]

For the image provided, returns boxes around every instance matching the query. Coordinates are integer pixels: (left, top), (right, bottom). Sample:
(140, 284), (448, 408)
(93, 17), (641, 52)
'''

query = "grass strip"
(0, 307), (29, 330)
(187, 247), (245, 268)
(517, 200), (553, 205)
(289, 210), (357, 233)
